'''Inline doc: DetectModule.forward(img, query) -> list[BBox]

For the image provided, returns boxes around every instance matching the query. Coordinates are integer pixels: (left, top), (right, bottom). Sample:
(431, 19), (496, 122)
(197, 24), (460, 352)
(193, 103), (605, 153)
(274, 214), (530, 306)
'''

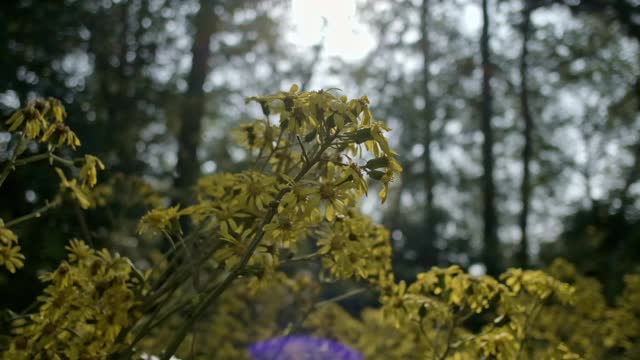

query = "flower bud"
(368, 170), (385, 181)
(259, 101), (270, 116)
(365, 157), (390, 170)
(304, 129), (317, 143)
(352, 128), (374, 144)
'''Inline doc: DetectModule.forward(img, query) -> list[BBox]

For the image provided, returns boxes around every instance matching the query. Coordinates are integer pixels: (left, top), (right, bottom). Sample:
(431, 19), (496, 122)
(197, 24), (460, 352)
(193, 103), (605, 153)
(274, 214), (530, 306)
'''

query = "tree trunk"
(480, 0), (501, 275)
(420, 0), (438, 266)
(175, 0), (216, 202)
(517, 2), (533, 268)
(618, 78), (640, 209)
(605, 76), (640, 298)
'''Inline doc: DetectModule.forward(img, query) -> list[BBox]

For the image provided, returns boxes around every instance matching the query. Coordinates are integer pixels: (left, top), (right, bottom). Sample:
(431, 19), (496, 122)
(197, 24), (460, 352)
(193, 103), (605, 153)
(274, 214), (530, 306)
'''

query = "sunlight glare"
(289, 0), (374, 61)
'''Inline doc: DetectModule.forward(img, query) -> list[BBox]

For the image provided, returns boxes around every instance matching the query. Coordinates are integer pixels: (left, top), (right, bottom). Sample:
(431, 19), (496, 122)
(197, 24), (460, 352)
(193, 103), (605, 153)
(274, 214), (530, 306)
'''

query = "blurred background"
(1, 0), (639, 310)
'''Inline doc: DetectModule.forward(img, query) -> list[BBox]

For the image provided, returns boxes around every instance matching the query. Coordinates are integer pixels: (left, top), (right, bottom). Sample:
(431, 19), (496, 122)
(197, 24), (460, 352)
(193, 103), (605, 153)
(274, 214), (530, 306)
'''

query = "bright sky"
(288, 0), (375, 61)
(288, 0), (483, 63)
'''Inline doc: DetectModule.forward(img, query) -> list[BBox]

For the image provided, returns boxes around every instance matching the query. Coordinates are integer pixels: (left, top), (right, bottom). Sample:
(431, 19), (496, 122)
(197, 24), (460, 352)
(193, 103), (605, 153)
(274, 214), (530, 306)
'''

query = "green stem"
(0, 146), (78, 190)
(111, 242), (220, 359)
(515, 301), (541, 360)
(159, 135), (337, 360)
(282, 288), (367, 337)
(0, 135), (26, 189)
(13, 152), (50, 166)
(0, 162), (13, 189)
(49, 153), (75, 167)
(296, 135), (309, 163)
(278, 252), (321, 267)
(258, 130), (284, 171)
(437, 318), (456, 360)
(5, 198), (62, 228)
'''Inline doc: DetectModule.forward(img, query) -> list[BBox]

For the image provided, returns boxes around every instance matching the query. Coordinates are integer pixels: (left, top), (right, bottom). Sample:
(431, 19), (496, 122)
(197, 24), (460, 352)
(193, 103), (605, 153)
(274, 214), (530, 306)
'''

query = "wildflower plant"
(0, 98), (104, 274)
(0, 88), (639, 360)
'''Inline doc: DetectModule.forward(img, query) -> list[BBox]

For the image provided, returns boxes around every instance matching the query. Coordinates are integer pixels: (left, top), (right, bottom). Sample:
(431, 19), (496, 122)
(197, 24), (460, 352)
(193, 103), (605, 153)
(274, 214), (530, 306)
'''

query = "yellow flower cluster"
(135, 86), (401, 281)
(0, 99), (106, 275)
(0, 220), (25, 273)
(501, 268), (575, 302)
(245, 84), (403, 203)
(302, 260), (640, 360)
(5, 98), (79, 148)
(316, 209), (392, 282)
(137, 205), (183, 236)
(530, 259), (640, 359)
(3, 87), (640, 360)
(3, 240), (145, 359)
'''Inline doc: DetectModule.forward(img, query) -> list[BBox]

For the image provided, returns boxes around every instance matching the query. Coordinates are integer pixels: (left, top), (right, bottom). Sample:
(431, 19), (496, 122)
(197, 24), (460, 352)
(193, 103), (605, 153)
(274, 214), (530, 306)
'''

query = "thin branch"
(515, 301), (542, 360)
(259, 130), (284, 172)
(437, 317), (456, 360)
(296, 135), (309, 163)
(13, 152), (50, 166)
(5, 198), (63, 228)
(282, 288), (367, 337)
(74, 202), (93, 246)
(0, 135), (26, 189)
(159, 134), (339, 360)
(278, 252), (321, 268)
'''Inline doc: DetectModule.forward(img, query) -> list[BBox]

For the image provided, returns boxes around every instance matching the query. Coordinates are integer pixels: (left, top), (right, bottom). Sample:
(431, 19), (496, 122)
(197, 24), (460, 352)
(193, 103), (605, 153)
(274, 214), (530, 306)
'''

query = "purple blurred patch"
(249, 335), (363, 360)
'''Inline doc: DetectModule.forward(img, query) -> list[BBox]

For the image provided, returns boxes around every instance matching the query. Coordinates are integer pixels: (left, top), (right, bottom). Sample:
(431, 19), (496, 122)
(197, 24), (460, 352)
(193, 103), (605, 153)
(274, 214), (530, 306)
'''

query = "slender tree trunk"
(618, 78), (640, 209)
(480, 0), (500, 275)
(517, 2), (533, 268)
(420, 0), (438, 266)
(116, 1), (140, 173)
(606, 76), (640, 298)
(175, 0), (216, 202)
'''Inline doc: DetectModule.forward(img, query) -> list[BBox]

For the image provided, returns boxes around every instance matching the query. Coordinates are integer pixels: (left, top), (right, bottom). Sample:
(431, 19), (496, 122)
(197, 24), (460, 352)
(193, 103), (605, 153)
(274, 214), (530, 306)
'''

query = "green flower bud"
(368, 170), (385, 181)
(304, 129), (317, 143)
(259, 101), (270, 116)
(284, 96), (294, 112)
(365, 157), (390, 170)
(353, 128), (374, 144)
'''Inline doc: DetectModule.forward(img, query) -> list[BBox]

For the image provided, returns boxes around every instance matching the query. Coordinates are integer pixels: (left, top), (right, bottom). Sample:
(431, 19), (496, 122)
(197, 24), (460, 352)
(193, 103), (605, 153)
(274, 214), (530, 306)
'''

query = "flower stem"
(5, 197), (62, 228)
(159, 135), (338, 360)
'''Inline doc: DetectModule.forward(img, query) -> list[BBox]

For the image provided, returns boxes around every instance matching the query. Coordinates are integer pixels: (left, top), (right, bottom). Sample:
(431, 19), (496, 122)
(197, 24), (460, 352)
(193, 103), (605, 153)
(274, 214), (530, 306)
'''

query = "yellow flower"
(233, 172), (277, 212)
(79, 154), (105, 188)
(213, 225), (273, 271)
(5, 106), (48, 139)
(47, 97), (66, 122)
(137, 206), (182, 235)
(232, 120), (278, 151)
(55, 167), (92, 209)
(0, 244), (25, 273)
(263, 211), (307, 248)
(304, 164), (355, 222)
(65, 239), (93, 263)
(41, 122), (81, 149)
(0, 223), (18, 245)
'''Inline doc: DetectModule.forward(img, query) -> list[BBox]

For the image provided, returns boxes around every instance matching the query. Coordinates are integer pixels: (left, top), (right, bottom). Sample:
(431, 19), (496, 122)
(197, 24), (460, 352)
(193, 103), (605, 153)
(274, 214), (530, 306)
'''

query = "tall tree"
(480, 0), (500, 275)
(517, 0), (534, 268)
(420, 0), (438, 266)
(175, 0), (217, 201)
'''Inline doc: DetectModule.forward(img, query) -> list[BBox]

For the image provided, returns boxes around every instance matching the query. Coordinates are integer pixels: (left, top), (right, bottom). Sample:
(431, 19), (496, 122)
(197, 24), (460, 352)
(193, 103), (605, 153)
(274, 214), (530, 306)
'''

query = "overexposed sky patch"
(288, 0), (375, 61)
(459, 3), (482, 36)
